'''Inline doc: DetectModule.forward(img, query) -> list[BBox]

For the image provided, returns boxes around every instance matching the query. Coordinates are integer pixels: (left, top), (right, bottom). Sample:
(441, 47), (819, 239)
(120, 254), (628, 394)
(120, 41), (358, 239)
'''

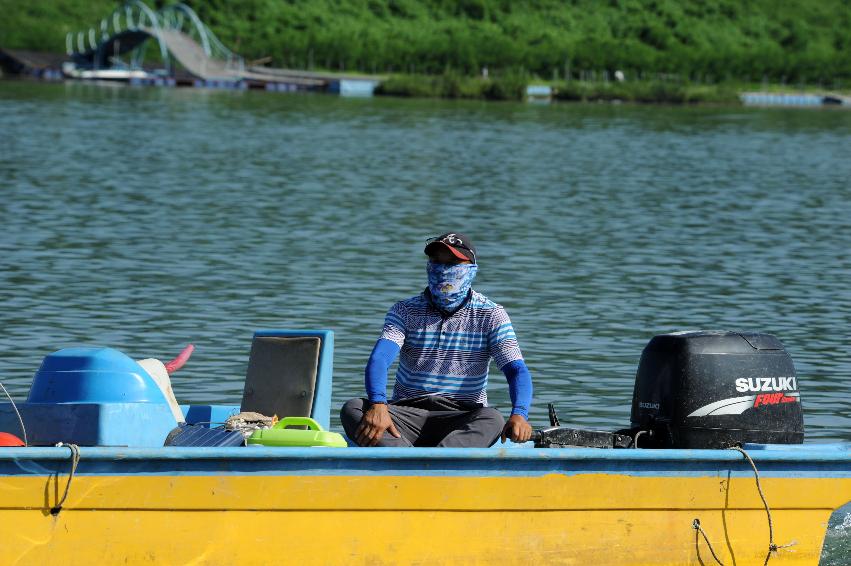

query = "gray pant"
(340, 395), (505, 448)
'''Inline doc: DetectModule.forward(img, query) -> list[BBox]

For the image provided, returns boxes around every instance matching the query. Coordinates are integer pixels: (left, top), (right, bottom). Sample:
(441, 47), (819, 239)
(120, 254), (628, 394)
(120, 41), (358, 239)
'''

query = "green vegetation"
(374, 74), (745, 104)
(554, 79), (740, 104)
(376, 70), (527, 100)
(2, 0), (849, 102)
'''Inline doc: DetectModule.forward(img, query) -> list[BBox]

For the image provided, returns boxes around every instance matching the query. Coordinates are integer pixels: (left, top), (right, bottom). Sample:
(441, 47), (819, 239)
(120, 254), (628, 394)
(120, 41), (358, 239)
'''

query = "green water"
(1, 80), (850, 560)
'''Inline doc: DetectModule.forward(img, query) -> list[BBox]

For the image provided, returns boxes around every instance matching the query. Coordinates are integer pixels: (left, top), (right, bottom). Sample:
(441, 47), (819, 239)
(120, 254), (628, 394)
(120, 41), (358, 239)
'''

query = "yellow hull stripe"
(1, 473), (849, 565)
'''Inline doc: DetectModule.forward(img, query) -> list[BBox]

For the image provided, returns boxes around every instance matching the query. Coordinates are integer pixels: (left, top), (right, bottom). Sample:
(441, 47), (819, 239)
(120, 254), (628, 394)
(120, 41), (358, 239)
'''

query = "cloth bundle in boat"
(240, 336), (320, 419)
(136, 358), (186, 424)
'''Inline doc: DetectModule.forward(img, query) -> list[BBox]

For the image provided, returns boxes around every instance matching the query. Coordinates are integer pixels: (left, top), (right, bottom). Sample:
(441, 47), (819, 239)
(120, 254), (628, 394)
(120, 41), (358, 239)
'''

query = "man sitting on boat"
(341, 232), (533, 447)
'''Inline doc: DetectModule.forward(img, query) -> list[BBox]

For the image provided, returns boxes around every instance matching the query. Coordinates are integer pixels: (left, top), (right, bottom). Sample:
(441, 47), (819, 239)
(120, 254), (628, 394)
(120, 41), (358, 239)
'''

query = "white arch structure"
(65, 1), (244, 77)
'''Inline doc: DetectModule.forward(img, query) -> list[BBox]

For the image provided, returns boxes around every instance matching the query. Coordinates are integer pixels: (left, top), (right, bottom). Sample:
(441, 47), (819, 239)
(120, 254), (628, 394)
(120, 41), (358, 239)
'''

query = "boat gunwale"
(0, 444), (848, 463)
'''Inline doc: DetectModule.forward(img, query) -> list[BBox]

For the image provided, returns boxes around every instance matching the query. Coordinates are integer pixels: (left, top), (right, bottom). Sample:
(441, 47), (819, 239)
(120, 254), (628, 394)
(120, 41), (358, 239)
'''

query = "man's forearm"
(502, 359), (533, 419)
(365, 338), (401, 403)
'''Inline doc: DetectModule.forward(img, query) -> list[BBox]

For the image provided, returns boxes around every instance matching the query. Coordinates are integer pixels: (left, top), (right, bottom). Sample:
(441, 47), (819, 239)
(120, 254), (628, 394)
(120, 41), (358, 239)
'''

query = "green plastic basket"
(247, 416), (347, 448)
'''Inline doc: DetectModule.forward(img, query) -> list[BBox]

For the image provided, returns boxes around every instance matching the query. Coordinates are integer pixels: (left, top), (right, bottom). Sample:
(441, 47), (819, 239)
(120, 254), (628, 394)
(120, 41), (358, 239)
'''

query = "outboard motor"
(630, 331), (804, 448)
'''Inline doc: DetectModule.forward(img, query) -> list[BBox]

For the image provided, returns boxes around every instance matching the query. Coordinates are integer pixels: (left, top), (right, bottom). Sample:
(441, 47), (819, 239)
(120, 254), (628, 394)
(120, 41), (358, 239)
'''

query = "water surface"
(1, 81), (849, 441)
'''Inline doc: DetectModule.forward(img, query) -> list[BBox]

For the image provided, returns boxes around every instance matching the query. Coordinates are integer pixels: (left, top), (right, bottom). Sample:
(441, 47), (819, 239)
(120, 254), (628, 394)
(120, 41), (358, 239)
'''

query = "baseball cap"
(424, 233), (477, 263)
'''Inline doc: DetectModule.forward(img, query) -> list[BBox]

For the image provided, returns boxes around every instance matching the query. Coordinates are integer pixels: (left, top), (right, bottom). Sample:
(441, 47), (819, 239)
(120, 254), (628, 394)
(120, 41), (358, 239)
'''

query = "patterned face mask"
(427, 261), (478, 311)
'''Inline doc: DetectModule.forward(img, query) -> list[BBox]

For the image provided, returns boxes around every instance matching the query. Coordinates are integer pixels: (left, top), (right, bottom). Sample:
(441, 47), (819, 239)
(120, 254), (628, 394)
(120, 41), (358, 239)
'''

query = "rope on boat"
(731, 445), (796, 565)
(0, 379), (27, 446)
(50, 443), (80, 515)
(693, 445), (796, 565)
(692, 518), (724, 565)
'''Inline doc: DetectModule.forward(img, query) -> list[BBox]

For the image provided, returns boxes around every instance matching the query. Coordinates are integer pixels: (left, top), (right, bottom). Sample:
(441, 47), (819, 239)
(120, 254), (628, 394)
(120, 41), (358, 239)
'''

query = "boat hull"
(1, 446), (849, 565)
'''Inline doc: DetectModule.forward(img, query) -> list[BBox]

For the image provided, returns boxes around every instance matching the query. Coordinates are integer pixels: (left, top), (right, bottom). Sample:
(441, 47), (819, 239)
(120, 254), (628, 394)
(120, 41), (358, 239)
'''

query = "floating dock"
(740, 91), (850, 107)
(0, 48), (65, 80)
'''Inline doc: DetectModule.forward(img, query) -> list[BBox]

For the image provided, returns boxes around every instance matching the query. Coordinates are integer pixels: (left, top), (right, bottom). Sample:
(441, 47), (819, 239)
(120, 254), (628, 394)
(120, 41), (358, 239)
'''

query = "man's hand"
(355, 403), (401, 446)
(501, 414), (532, 443)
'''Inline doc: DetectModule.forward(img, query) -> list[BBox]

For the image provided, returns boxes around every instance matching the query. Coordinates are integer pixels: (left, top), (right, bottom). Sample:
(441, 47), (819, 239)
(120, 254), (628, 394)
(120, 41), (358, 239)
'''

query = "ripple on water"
(0, 82), (850, 445)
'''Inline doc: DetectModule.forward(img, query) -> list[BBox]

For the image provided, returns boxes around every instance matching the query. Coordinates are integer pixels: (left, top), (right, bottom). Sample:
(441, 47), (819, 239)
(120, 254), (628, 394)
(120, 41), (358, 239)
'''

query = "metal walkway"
(154, 29), (322, 85)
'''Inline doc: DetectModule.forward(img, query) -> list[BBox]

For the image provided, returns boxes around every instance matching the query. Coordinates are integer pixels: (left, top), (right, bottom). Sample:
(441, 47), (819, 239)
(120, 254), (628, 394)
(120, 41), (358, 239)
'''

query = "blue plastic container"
(28, 347), (168, 404)
(0, 347), (179, 447)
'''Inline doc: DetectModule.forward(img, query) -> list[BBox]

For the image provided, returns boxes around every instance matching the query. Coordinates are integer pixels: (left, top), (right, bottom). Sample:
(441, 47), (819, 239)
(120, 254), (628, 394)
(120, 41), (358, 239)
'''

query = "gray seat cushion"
(240, 336), (320, 418)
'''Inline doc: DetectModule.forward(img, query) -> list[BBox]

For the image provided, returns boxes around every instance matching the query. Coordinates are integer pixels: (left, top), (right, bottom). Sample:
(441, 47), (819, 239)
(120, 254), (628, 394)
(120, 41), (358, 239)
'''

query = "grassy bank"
(375, 71), (527, 101)
(550, 78), (850, 104)
(376, 72), (851, 103)
(553, 80), (740, 104)
(376, 72), (768, 104)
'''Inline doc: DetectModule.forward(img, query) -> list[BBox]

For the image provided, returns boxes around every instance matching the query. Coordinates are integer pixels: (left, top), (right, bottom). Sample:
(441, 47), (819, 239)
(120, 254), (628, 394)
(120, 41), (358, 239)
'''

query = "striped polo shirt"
(380, 290), (523, 405)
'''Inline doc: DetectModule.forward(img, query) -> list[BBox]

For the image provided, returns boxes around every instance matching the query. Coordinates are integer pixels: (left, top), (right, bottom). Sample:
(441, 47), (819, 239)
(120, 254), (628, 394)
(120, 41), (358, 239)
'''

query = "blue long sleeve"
(502, 359), (533, 419)
(365, 338), (401, 403)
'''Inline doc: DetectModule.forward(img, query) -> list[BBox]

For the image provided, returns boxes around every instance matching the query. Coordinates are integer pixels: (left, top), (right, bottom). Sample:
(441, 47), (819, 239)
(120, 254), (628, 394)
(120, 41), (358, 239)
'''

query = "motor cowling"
(630, 331), (804, 448)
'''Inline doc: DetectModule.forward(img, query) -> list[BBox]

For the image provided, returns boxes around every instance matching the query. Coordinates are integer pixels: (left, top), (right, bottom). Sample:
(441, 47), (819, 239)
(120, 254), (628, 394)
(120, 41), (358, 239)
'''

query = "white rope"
(732, 446), (774, 564)
(51, 443), (81, 515)
(0, 380), (27, 446)
(691, 445), (797, 565)
(692, 518), (724, 565)
(731, 445), (798, 565)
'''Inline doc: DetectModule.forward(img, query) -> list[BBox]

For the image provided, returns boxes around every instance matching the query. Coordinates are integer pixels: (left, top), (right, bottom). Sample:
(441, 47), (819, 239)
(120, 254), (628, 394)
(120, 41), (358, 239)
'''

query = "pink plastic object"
(165, 344), (195, 374)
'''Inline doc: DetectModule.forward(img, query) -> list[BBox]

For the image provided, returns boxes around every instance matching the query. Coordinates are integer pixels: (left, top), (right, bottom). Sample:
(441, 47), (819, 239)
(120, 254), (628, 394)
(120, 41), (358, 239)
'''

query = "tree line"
(2, 0), (849, 84)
